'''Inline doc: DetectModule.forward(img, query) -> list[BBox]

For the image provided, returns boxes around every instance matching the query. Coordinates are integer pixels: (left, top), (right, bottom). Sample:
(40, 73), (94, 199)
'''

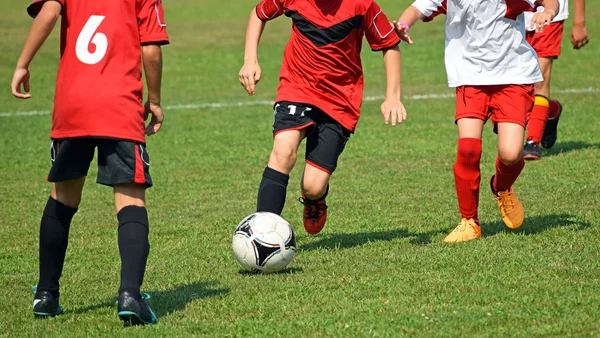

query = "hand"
(144, 101), (164, 136)
(530, 11), (554, 33)
(11, 67), (32, 99)
(381, 97), (407, 126)
(392, 21), (413, 45)
(238, 61), (262, 96)
(571, 24), (589, 49)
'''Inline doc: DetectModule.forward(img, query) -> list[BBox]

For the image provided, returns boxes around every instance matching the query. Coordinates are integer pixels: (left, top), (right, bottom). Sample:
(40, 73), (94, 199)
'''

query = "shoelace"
(499, 192), (515, 211)
(298, 198), (327, 220)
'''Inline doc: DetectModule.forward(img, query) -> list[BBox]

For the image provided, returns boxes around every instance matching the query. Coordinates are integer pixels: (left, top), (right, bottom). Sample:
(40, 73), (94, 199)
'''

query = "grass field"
(1, 0), (599, 336)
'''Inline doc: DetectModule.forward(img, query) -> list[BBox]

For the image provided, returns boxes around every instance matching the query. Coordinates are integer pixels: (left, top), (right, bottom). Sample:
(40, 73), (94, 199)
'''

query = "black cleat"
(523, 140), (542, 160)
(117, 291), (157, 326)
(33, 289), (63, 318)
(541, 100), (562, 149)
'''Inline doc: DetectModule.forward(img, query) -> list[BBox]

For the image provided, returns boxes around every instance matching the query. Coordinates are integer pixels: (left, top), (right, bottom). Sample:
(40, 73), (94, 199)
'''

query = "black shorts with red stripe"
(48, 138), (152, 188)
(273, 101), (351, 174)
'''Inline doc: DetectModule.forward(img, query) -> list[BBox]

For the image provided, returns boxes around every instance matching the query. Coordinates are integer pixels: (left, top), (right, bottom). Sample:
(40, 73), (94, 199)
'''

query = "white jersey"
(412, 0), (543, 88)
(523, 0), (568, 31)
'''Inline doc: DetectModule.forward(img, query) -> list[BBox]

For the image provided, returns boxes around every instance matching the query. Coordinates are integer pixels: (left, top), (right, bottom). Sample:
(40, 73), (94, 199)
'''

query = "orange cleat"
(299, 196), (328, 235)
(443, 218), (481, 243)
(491, 179), (524, 229)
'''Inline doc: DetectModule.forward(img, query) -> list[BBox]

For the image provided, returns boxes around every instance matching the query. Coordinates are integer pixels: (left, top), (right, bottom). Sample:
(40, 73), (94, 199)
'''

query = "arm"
(392, 6), (424, 45)
(239, 8), (267, 96)
(142, 45), (164, 135)
(11, 0), (62, 99)
(380, 46), (407, 126)
(571, 0), (589, 49)
(530, 0), (558, 32)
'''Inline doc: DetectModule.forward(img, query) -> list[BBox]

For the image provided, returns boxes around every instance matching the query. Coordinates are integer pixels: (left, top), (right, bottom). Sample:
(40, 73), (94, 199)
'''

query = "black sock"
(37, 196), (77, 299)
(117, 206), (150, 300)
(303, 184), (329, 202)
(257, 167), (289, 214)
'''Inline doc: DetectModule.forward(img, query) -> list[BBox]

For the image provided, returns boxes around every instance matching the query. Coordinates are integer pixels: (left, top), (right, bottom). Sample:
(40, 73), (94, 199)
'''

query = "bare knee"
(52, 179), (85, 208)
(498, 148), (522, 165)
(269, 146), (297, 173)
(114, 183), (146, 213)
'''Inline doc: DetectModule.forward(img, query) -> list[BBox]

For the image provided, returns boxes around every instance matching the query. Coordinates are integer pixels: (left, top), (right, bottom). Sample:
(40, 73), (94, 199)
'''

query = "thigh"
(47, 138), (96, 183)
(97, 139), (152, 188)
(490, 84), (534, 129)
(305, 112), (351, 174)
(455, 86), (492, 125)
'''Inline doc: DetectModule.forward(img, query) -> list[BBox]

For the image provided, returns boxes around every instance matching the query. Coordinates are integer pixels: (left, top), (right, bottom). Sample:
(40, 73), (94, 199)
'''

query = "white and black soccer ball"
(232, 212), (296, 273)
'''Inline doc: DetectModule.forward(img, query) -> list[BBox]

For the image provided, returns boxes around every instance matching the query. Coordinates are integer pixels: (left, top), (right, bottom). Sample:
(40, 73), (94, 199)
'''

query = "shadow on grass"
(543, 141), (600, 157)
(300, 228), (445, 251)
(238, 266), (303, 275)
(73, 281), (229, 318)
(483, 213), (594, 237)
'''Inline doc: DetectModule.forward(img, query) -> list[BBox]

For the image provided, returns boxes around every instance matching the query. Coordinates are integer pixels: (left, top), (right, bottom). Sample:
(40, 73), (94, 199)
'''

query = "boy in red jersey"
(393, 0), (558, 242)
(10, 0), (168, 326)
(239, 0), (406, 235)
(522, 0), (589, 160)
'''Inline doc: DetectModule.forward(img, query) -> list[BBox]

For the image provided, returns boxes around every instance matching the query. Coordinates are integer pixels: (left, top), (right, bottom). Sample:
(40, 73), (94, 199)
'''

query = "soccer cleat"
(443, 218), (481, 243)
(522, 139), (541, 160)
(491, 177), (524, 229)
(299, 196), (328, 235)
(32, 286), (63, 318)
(117, 291), (157, 326)
(541, 100), (562, 149)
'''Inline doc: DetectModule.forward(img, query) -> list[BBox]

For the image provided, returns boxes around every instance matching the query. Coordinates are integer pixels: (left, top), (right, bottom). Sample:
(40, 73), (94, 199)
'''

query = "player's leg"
(300, 112), (350, 235)
(444, 86), (487, 243)
(524, 21), (565, 155)
(490, 85), (532, 230)
(524, 57), (553, 160)
(257, 102), (312, 214)
(97, 139), (156, 326)
(34, 139), (94, 317)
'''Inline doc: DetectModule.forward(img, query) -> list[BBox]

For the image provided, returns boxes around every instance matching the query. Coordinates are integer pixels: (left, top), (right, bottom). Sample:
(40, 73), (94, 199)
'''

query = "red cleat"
(299, 196), (328, 235)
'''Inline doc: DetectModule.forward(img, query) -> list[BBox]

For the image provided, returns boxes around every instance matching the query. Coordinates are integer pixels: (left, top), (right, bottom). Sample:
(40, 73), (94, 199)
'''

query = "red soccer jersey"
(27, 0), (169, 143)
(256, 0), (400, 132)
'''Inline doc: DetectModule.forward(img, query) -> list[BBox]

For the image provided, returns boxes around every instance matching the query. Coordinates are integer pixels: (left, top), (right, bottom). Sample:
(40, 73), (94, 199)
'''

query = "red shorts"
(455, 85), (535, 128)
(526, 21), (564, 58)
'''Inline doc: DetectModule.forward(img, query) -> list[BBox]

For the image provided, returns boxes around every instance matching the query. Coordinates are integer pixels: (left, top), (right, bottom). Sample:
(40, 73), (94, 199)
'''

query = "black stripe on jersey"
(285, 10), (362, 47)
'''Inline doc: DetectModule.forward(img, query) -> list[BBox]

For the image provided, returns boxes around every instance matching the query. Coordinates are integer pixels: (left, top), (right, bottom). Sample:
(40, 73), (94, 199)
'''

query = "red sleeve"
(27, 0), (64, 18)
(363, 2), (400, 52)
(422, 1), (446, 22)
(138, 0), (170, 45)
(505, 0), (536, 20)
(255, 0), (285, 22)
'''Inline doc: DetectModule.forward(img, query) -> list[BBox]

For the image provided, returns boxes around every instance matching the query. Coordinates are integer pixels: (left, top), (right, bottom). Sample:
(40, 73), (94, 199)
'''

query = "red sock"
(454, 138), (482, 223)
(548, 99), (561, 120)
(526, 95), (550, 143)
(493, 157), (525, 192)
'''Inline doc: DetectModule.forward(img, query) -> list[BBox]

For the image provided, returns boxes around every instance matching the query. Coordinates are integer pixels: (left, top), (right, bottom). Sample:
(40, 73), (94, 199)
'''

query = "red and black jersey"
(27, 0), (169, 143)
(256, 0), (400, 132)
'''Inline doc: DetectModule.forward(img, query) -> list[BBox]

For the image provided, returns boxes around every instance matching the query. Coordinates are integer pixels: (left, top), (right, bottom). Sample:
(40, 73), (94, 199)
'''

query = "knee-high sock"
(454, 138), (482, 223)
(37, 196), (77, 298)
(257, 167), (289, 214)
(493, 157), (525, 193)
(118, 206), (150, 299)
(526, 95), (550, 143)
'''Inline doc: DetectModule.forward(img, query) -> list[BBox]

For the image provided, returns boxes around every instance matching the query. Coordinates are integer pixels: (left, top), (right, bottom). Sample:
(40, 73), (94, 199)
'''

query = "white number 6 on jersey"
(76, 15), (108, 65)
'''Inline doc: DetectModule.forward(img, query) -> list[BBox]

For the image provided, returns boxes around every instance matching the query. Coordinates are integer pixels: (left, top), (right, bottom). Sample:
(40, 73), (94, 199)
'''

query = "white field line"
(1, 87), (597, 118)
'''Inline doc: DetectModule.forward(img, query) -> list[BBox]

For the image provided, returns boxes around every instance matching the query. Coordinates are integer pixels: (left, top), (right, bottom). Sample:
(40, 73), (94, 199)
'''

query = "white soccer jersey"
(412, 0), (543, 88)
(523, 0), (568, 30)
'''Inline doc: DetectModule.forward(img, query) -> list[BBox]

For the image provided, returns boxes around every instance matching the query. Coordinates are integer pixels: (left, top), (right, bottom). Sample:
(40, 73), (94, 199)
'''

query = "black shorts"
(273, 101), (351, 174)
(48, 138), (152, 188)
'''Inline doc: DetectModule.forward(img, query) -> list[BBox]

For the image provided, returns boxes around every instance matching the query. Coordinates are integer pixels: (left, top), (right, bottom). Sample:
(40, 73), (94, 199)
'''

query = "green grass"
(1, 0), (599, 336)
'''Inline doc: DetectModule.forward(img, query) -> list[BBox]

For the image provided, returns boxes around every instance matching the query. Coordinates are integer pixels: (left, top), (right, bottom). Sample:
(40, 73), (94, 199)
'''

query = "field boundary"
(1, 87), (597, 118)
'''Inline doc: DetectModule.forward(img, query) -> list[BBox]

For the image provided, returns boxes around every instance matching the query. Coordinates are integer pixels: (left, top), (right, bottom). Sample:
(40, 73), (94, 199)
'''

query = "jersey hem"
(50, 132), (146, 144)
(447, 77), (543, 88)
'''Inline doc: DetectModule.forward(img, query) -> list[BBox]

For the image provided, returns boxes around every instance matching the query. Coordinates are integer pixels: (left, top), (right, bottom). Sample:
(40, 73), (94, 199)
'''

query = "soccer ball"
(232, 212), (296, 273)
